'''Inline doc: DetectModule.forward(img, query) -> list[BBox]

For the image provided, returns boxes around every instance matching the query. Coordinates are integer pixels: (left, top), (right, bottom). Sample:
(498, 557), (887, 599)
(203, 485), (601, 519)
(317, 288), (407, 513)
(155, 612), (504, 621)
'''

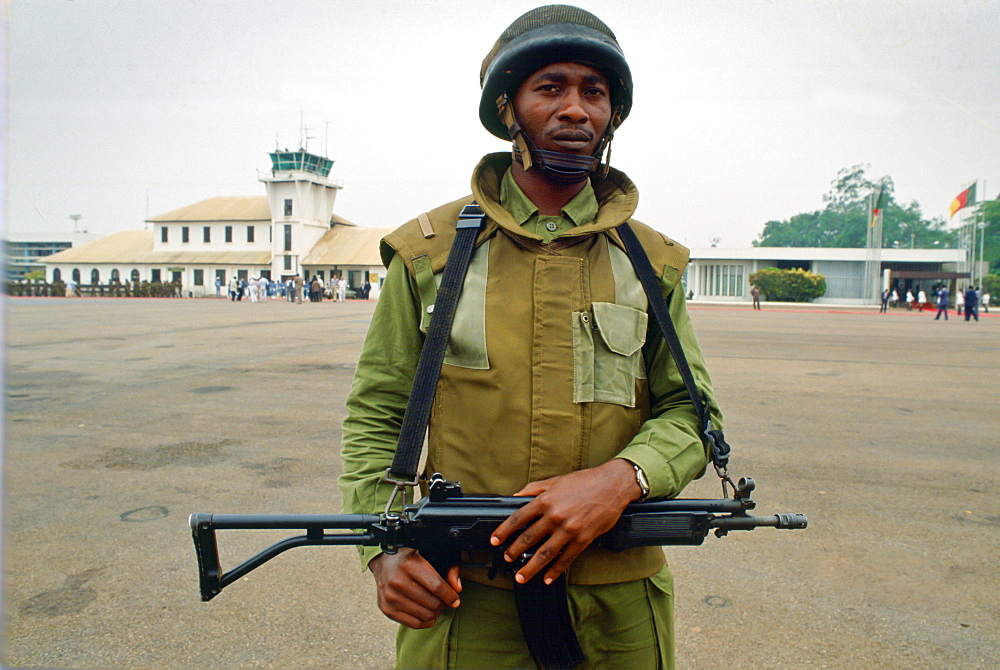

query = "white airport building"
(43, 149), (390, 298)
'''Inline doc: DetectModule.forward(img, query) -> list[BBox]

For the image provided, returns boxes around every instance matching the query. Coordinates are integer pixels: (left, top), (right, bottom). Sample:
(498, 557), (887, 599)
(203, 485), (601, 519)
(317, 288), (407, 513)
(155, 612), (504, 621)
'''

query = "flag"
(949, 182), (977, 217)
(870, 184), (888, 227)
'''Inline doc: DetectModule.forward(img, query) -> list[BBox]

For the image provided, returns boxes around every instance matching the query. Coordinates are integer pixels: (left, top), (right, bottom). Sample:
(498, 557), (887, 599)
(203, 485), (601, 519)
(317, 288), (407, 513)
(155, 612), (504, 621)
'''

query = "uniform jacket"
(340, 153), (720, 586)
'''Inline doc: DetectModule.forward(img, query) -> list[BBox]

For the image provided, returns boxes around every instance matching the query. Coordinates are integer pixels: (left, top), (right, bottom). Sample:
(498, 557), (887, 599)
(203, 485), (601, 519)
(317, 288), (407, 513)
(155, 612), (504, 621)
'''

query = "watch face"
(634, 465), (650, 497)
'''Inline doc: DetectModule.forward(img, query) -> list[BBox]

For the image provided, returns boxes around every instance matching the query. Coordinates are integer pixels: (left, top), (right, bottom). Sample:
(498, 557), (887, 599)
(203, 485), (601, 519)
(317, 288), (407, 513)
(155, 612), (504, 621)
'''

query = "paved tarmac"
(4, 296), (998, 669)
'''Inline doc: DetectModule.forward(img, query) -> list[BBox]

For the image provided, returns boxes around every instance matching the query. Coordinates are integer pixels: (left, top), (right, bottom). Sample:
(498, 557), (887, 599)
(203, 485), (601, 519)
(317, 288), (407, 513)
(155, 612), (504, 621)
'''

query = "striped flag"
(949, 182), (977, 217)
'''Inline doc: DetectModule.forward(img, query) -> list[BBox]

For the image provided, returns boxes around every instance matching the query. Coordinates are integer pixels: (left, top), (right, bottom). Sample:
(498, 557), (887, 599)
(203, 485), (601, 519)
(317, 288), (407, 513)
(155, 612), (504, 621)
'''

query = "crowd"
(221, 276), (372, 303)
(887, 285), (990, 318)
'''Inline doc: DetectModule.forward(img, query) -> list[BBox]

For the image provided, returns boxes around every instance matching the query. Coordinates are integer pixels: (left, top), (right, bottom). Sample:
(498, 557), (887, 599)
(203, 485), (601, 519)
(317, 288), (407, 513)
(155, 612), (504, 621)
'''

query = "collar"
(472, 153), (639, 240)
(499, 169), (599, 228)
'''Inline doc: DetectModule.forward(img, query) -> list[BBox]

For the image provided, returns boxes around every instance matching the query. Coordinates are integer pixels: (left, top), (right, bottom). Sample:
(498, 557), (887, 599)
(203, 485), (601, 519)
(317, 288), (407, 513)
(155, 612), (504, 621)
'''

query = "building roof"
(146, 196), (271, 223)
(301, 225), (392, 267)
(139, 251), (274, 265)
(690, 246), (966, 263)
(44, 229), (154, 263)
(42, 229), (272, 266)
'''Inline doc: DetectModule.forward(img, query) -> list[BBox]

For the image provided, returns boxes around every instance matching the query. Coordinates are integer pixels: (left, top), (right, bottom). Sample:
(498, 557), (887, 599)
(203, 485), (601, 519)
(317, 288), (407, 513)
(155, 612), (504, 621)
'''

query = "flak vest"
(381, 166), (690, 586)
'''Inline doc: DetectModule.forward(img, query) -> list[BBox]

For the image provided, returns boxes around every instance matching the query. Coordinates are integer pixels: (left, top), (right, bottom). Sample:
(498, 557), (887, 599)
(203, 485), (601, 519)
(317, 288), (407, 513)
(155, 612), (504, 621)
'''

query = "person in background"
(963, 286), (979, 322)
(934, 285), (949, 320)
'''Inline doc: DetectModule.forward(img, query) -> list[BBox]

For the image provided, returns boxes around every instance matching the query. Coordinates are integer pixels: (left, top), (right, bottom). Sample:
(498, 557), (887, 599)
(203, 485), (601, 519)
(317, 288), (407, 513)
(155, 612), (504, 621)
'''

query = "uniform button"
(545, 221), (559, 232)
(427, 304), (434, 314)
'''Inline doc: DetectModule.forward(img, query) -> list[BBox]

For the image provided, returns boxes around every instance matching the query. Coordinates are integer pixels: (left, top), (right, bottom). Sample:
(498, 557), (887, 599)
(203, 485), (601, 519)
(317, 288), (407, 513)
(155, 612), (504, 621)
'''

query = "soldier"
(340, 5), (721, 668)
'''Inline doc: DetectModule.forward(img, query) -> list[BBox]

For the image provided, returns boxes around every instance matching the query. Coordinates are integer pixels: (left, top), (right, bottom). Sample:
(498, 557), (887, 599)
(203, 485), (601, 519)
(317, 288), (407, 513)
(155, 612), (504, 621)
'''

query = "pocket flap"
(591, 302), (648, 356)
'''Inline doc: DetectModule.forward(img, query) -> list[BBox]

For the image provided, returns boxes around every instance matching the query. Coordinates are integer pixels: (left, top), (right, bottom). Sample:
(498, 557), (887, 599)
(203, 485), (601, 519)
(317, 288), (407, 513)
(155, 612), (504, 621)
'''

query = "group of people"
(932, 285), (988, 322)
(222, 275), (369, 303)
(885, 286), (991, 319)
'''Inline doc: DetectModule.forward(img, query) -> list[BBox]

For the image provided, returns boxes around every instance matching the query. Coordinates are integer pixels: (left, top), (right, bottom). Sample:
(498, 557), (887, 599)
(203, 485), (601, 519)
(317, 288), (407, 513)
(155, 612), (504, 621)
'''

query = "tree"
(754, 165), (956, 249)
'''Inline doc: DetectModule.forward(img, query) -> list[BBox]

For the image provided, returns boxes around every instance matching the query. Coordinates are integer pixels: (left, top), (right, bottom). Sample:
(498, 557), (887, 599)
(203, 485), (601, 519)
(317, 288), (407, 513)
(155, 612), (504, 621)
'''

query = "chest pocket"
(573, 302), (648, 407)
(571, 242), (650, 407)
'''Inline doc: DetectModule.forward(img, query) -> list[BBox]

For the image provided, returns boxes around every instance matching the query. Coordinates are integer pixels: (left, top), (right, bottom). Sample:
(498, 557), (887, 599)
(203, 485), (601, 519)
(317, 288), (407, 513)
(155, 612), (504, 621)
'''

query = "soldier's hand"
(489, 458), (642, 585)
(369, 548), (461, 629)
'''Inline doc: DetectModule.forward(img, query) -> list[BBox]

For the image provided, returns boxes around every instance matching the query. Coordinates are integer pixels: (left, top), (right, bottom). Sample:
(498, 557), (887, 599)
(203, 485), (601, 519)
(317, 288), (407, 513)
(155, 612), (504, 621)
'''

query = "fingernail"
(515, 574), (525, 584)
(544, 577), (553, 585)
(490, 536), (500, 546)
(452, 599), (460, 608)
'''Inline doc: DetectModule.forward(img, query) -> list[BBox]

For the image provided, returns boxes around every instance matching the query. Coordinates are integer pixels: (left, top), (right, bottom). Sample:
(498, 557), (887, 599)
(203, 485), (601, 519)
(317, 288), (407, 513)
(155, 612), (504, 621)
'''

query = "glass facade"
(700, 264), (746, 297)
(269, 151), (333, 178)
(5, 239), (72, 280)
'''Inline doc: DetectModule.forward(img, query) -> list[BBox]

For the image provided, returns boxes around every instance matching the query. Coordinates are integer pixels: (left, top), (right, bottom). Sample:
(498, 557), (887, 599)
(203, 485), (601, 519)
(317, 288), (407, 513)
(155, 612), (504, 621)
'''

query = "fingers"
(371, 550), (461, 629)
(490, 503), (539, 548)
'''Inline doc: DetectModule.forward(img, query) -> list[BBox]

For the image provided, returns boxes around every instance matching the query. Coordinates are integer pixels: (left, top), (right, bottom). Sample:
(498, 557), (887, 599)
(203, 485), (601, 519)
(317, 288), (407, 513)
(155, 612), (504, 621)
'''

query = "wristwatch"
(630, 463), (650, 501)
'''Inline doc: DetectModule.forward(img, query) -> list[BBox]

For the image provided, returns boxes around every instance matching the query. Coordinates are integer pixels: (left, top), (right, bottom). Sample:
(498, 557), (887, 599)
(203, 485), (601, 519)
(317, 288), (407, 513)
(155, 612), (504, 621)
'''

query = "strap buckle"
(457, 203), (485, 228)
(704, 427), (738, 497)
(383, 468), (419, 515)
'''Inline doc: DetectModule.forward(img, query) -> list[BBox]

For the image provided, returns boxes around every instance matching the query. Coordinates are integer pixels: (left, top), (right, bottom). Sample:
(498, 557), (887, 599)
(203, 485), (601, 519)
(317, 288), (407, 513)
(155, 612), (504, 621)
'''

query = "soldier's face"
(513, 62), (611, 157)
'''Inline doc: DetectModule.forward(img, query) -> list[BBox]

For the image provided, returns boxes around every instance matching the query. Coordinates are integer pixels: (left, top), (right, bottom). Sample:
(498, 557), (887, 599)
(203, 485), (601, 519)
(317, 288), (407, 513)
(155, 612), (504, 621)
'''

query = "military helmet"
(479, 4), (633, 141)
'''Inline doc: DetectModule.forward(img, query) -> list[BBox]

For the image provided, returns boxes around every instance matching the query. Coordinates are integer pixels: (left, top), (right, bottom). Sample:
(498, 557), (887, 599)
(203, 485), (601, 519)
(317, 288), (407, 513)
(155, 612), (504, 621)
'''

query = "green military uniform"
(339, 152), (721, 668)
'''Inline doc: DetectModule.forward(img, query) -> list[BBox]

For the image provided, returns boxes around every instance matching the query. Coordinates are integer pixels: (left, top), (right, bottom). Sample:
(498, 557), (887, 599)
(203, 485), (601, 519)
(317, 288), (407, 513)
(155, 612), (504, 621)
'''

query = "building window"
(284, 255), (292, 271)
(161, 227), (168, 243)
(72, 268), (81, 283)
(225, 226), (233, 243)
(203, 226), (211, 243)
(111, 269), (120, 282)
(699, 264), (745, 297)
(237, 269), (248, 281)
(151, 269), (161, 283)
(53, 268), (62, 282)
(182, 226), (189, 243)
(284, 199), (293, 217)
(247, 225), (255, 243)
(216, 269), (226, 285)
(193, 269), (204, 286)
(284, 224), (292, 252)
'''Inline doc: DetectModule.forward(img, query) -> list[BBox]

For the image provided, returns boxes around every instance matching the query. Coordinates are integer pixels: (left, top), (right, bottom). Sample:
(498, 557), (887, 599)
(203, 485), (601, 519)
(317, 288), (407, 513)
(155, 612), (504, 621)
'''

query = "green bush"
(748, 268), (827, 302)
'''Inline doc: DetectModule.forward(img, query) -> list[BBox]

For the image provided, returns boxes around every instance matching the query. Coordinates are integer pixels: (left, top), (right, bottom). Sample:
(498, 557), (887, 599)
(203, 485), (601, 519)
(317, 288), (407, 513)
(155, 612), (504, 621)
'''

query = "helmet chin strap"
(496, 93), (618, 184)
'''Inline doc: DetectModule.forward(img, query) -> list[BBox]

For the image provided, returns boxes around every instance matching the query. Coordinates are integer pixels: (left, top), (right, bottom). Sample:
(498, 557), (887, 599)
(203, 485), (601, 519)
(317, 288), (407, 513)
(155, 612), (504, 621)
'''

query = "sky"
(6, 0), (1000, 249)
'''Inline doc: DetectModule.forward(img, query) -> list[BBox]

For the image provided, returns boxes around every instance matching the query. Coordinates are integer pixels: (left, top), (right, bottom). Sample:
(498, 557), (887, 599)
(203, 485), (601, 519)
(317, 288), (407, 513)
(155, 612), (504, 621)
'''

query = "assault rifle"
(190, 473), (806, 602)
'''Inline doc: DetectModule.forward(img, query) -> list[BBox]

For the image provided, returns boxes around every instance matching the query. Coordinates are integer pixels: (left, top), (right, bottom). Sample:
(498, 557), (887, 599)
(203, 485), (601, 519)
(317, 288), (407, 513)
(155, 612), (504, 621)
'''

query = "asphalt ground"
(4, 296), (998, 669)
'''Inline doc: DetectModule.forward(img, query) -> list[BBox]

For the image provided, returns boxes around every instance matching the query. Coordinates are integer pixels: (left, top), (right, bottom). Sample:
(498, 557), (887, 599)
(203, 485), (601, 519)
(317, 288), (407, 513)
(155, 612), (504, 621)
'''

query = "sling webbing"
(386, 204), (486, 485)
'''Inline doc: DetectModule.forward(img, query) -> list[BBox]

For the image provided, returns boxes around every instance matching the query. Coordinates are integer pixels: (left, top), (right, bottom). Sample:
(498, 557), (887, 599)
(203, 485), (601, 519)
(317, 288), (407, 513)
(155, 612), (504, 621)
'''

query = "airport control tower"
(259, 148), (343, 280)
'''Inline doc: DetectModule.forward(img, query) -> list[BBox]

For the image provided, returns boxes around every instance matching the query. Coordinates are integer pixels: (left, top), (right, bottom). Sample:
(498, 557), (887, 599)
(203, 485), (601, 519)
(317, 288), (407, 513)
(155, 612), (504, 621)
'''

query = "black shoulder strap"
(386, 204), (486, 487)
(616, 222), (731, 475)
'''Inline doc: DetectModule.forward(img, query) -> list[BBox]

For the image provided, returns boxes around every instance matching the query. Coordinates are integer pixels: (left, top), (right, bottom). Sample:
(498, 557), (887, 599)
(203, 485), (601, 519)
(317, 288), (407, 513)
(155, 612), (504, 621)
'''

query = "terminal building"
(43, 149), (390, 298)
(5, 231), (97, 282)
(687, 246), (968, 304)
(42, 148), (969, 303)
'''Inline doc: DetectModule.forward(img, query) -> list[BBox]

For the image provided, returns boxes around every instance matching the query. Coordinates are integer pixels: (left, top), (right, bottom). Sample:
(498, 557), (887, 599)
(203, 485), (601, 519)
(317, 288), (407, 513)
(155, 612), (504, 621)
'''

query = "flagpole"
(865, 190), (875, 304)
(978, 179), (987, 288)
